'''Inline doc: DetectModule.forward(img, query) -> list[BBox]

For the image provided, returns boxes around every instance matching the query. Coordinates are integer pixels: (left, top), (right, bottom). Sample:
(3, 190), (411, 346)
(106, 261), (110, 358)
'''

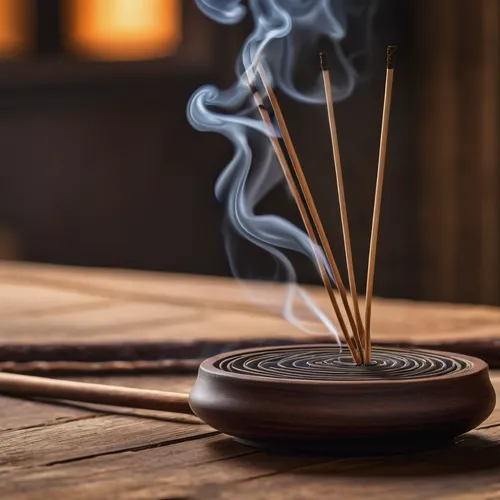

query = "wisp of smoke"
(187, 0), (376, 340)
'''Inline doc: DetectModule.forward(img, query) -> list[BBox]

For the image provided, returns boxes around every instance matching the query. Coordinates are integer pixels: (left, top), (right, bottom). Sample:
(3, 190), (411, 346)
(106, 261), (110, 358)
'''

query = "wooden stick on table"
(365, 46), (397, 362)
(0, 371), (193, 415)
(319, 51), (366, 358)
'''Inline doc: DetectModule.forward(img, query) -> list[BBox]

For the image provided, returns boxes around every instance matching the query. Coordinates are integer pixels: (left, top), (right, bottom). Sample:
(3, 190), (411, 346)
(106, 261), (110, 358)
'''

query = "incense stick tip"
(386, 45), (397, 69)
(319, 52), (329, 71)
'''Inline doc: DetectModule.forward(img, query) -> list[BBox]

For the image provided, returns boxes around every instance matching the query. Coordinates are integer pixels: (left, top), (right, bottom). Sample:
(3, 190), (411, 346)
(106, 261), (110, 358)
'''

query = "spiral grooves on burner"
(215, 346), (470, 381)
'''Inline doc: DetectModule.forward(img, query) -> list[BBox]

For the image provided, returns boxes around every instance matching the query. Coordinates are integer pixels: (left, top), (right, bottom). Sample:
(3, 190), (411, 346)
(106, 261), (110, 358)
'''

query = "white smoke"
(188, 0), (376, 339)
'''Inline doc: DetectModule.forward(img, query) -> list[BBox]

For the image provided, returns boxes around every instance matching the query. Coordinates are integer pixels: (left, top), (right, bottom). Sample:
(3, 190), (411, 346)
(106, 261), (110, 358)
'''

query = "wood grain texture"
(0, 414), (212, 471)
(0, 376), (500, 499)
(0, 434), (322, 500)
(2, 262), (500, 371)
(4, 261), (500, 500)
(479, 0), (500, 304)
(0, 374), (198, 432)
(0, 395), (96, 432)
(3, 263), (500, 497)
(2, 261), (500, 336)
(417, 0), (500, 306)
(193, 430), (500, 500)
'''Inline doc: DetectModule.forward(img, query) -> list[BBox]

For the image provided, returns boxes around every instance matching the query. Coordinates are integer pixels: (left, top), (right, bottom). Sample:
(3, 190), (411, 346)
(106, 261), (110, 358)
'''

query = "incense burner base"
(189, 344), (495, 455)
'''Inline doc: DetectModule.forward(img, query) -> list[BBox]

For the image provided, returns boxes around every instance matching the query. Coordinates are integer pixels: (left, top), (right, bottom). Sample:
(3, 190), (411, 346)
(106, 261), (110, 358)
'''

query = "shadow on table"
(331, 433), (500, 477)
(29, 397), (205, 425)
(206, 432), (500, 477)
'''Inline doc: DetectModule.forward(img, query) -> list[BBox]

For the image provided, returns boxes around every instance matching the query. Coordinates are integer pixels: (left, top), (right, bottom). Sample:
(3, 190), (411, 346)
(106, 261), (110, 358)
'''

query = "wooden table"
(1, 262), (500, 499)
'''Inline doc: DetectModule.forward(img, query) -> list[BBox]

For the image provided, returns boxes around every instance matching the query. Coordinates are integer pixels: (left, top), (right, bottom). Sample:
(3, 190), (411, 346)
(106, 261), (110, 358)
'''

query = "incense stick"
(257, 64), (364, 356)
(320, 52), (366, 359)
(0, 371), (193, 415)
(365, 46), (397, 362)
(249, 83), (361, 363)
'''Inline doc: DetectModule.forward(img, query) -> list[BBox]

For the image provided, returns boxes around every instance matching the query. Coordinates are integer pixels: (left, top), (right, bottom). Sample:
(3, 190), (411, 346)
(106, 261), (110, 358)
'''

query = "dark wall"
(0, 1), (417, 299)
(278, 0), (416, 298)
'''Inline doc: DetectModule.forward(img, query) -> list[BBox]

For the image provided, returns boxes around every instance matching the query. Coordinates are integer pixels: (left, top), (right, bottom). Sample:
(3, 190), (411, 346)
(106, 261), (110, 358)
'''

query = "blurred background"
(0, 0), (497, 307)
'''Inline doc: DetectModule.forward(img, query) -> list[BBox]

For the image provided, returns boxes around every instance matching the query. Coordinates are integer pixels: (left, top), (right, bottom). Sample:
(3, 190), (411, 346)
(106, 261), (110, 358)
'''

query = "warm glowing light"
(0, 0), (31, 58)
(64, 0), (182, 61)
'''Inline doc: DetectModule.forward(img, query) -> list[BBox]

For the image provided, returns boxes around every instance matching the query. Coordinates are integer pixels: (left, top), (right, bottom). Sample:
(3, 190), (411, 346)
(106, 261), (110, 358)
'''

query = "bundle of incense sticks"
(248, 46), (397, 365)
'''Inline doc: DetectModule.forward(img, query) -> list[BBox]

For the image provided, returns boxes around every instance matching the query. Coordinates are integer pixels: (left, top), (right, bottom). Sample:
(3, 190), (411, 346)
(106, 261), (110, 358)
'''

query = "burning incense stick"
(365, 46), (397, 362)
(256, 64), (364, 357)
(0, 371), (193, 414)
(319, 51), (366, 357)
(249, 83), (361, 363)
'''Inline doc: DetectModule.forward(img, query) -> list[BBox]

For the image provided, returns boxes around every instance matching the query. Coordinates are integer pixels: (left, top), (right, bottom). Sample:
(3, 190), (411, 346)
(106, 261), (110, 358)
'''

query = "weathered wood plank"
(0, 413), (211, 470)
(0, 395), (96, 432)
(2, 262), (500, 347)
(193, 428), (500, 500)
(3, 262), (500, 499)
(0, 434), (326, 500)
(2, 420), (500, 499)
(0, 261), (272, 313)
(0, 280), (106, 317)
(0, 301), (201, 344)
(0, 375), (499, 499)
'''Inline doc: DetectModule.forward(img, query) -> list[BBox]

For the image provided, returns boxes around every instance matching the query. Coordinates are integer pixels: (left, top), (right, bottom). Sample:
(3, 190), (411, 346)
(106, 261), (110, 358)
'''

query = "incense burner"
(189, 344), (495, 454)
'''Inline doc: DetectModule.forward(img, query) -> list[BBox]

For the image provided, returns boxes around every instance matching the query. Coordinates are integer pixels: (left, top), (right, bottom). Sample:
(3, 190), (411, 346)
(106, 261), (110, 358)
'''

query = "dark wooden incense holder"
(189, 344), (495, 454)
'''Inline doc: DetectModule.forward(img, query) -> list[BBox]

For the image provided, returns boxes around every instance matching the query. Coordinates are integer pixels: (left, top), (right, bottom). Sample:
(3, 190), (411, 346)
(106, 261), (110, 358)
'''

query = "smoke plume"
(188, 0), (376, 339)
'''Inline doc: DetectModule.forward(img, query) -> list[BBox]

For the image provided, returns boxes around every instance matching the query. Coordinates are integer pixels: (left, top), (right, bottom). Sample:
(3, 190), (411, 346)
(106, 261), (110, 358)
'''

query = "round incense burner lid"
(189, 345), (496, 454)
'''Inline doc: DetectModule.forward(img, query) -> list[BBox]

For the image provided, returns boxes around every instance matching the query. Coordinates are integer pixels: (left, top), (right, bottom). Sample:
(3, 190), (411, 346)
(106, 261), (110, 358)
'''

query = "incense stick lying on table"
(0, 371), (193, 415)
